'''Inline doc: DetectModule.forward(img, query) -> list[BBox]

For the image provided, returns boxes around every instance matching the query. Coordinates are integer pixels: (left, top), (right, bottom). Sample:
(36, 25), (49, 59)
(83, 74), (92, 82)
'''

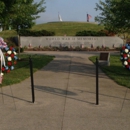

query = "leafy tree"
(0, 1), (4, 13)
(95, 0), (130, 42)
(0, 0), (14, 30)
(0, 0), (45, 58)
(0, 0), (46, 31)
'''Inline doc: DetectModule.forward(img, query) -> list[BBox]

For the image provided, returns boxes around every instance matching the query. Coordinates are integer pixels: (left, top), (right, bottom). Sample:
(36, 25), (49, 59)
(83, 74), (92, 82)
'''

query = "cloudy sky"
(34, 0), (103, 24)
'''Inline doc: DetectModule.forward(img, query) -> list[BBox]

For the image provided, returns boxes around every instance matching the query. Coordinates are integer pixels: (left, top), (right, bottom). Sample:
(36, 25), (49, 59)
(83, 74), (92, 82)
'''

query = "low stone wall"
(20, 36), (123, 48)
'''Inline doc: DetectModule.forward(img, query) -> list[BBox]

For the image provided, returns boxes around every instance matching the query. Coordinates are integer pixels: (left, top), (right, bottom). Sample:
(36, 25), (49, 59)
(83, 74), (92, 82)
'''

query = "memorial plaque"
(99, 52), (109, 61)
(99, 52), (110, 66)
(20, 36), (123, 48)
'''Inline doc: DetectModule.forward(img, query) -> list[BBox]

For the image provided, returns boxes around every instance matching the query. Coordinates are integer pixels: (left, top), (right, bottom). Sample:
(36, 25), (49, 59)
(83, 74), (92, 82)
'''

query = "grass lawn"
(31, 22), (104, 36)
(0, 22), (104, 39)
(89, 55), (130, 88)
(0, 54), (54, 87)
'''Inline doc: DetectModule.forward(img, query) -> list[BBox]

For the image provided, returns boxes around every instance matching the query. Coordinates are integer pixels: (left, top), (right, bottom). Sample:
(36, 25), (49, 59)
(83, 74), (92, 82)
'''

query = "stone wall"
(20, 36), (123, 48)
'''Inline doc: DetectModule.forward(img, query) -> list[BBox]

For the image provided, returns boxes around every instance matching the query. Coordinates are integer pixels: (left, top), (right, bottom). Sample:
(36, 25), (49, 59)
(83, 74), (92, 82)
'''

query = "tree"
(95, 0), (130, 42)
(0, 0), (46, 58)
(0, 0), (14, 30)
(0, 1), (4, 13)
(0, 0), (46, 31)
(12, 0), (46, 33)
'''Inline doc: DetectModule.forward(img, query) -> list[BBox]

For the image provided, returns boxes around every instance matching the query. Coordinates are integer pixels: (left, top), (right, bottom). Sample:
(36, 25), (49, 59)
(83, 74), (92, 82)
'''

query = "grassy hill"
(32, 22), (104, 36)
(0, 22), (104, 38)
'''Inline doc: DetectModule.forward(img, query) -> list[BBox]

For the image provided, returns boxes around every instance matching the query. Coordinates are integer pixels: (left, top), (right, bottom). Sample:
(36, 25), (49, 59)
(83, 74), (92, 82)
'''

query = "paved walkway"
(0, 51), (130, 130)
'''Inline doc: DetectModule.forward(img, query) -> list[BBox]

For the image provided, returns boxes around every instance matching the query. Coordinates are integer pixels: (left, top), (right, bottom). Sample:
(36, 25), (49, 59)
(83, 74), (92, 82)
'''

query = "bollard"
(96, 58), (99, 105)
(29, 57), (35, 103)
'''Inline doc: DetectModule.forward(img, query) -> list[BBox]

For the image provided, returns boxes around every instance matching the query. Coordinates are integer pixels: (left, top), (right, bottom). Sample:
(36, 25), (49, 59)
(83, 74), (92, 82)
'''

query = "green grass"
(2, 53), (130, 88)
(31, 22), (104, 36)
(0, 30), (17, 39)
(0, 22), (104, 39)
(0, 54), (54, 87)
(89, 55), (130, 88)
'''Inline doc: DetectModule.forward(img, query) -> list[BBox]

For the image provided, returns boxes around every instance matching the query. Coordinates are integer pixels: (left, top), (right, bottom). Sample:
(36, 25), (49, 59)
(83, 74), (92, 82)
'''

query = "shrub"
(96, 46), (100, 50)
(105, 47), (110, 50)
(74, 46), (81, 51)
(19, 29), (55, 36)
(75, 30), (114, 36)
(15, 47), (24, 53)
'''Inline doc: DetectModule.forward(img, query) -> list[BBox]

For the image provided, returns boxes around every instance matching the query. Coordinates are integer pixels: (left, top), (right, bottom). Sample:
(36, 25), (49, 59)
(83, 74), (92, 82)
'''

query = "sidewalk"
(0, 51), (130, 130)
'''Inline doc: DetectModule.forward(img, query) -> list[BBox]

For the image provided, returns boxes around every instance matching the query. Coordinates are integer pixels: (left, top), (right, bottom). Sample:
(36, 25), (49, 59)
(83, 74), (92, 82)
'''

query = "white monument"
(58, 12), (63, 21)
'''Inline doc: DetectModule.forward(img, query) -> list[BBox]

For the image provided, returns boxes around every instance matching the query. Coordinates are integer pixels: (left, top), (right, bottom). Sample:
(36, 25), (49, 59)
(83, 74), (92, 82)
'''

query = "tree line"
(95, 0), (130, 42)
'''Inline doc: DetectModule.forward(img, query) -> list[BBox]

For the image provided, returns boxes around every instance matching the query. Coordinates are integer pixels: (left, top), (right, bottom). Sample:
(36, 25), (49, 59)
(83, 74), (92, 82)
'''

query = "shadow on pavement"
(35, 85), (95, 105)
(75, 89), (130, 101)
(0, 92), (32, 103)
(35, 86), (77, 96)
(42, 59), (110, 79)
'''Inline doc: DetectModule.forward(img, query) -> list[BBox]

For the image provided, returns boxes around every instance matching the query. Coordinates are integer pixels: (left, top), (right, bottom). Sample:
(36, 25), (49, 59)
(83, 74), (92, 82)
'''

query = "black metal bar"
(96, 57), (99, 105)
(29, 57), (35, 103)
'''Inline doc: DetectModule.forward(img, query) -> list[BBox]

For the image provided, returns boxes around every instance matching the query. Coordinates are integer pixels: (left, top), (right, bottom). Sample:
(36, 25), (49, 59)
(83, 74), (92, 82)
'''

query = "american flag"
(87, 14), (92, 22)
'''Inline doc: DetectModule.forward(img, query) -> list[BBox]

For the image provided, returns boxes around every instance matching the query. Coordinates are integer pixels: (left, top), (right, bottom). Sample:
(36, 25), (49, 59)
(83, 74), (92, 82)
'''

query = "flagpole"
(86, 12), (88, 22)
(87, 13), (89, 22)
(58, 12), (59, 21)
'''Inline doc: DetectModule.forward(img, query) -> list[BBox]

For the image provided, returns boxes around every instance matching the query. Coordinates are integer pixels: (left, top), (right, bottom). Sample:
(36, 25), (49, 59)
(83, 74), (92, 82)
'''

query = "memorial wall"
(20, 36), (123, 48)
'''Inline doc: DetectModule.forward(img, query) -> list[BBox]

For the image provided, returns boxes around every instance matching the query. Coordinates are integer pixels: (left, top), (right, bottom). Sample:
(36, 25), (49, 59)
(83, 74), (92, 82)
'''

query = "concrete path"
(0, 51), (130, 130)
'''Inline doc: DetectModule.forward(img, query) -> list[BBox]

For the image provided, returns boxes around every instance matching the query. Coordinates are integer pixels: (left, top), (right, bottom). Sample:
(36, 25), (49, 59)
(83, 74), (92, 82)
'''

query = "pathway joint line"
(10, 85), (17, 111)
(61, 52), (72, 130)
(120, 88), (128, 112)
(0, 87), (4, 104)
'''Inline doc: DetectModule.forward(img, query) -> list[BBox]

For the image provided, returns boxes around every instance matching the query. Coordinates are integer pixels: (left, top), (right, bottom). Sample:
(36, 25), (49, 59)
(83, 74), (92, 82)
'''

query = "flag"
(87, 14), (92, 22)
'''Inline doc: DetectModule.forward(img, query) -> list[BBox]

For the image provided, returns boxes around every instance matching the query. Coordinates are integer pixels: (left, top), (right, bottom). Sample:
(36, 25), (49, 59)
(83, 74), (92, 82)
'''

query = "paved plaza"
(0, 51), (130, 130)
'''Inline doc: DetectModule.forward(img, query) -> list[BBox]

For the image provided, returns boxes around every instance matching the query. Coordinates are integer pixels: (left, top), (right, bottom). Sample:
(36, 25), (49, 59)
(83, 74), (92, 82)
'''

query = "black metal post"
(29, 57), (35, 103)
(96, 58), (99, 105)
